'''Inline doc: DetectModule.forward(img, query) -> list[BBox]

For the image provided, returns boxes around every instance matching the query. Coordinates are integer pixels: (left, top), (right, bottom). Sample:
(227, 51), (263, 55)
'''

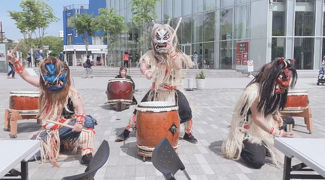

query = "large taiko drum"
(283, 90), (309, 112)
(136, 101), (180, 158)
(9, 91), (39, 111)
(106, 78), (133, 105)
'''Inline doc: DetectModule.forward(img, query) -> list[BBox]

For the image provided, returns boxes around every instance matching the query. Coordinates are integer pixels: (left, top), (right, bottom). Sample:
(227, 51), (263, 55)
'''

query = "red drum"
(106, 78), (133, 105)
(136, 101), (179, 158)
(9, 91), (39, 111)
(284, 90), (309, 111)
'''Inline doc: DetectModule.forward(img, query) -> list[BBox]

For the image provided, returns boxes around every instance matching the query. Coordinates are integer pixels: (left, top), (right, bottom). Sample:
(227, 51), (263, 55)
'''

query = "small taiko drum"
(9, 91), (39, 111)
(136, 101), (180, 158)
(283, 90), (309, 112)
(106, 78), (133, 105)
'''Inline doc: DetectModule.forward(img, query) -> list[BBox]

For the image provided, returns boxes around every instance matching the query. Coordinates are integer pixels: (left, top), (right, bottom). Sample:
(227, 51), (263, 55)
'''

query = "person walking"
(6, 58), (15, 79)
(123, 52), (129, 68)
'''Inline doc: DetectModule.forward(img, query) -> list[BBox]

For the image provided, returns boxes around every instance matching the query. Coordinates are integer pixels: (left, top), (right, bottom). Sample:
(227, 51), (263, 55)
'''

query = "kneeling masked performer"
(222, 58), (297, 168)
(7, 55), (96, 166)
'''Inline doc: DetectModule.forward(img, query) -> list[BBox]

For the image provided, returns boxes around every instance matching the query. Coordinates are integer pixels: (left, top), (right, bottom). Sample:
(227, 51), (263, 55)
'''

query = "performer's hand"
(72, 123), (83, 132)
(145, 70), (152, 80)
(7, 53), (16, 63)
(279, 130), (294, 138)
(273, 115), (283, 126)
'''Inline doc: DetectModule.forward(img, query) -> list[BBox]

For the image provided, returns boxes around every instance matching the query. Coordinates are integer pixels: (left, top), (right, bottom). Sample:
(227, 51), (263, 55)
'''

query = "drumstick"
(11, 39), (23, 54)
(45, 120), (92, 133)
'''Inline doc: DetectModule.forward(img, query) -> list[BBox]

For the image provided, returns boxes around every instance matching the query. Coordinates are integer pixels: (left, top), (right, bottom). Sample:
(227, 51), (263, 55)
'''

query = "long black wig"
(248, 58), (298, 116)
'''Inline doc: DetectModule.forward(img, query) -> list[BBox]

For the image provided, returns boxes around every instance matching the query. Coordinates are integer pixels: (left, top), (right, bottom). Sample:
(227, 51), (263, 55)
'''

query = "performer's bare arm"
(251, 99), (293, 137)
(7, 53), (40, 87)
(140, 58), (153, 80)
(71, 91), (85, 132)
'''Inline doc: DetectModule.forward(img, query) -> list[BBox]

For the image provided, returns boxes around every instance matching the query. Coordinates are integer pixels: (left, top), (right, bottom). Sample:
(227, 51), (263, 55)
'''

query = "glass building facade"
(107, 0), (325, 70)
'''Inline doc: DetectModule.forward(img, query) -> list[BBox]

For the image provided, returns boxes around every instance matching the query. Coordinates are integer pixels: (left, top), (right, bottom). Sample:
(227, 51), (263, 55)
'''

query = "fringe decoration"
(221, 83), (283, 167)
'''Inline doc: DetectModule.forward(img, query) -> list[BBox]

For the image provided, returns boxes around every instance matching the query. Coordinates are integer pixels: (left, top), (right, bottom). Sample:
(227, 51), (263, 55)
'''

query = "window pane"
(234, 5), (249, 39)
(164, 0), (173, 19)
(183, 0), (192, 16)
(220, 9), (233, 40)
(221, 0), (234, 8)
(294, 38), (314, 69)
(203, 12), (215, 42)
(205, 0), (216, 11)
(173, 0), (182, 17)
(193, 0), (204, 13)
(193, 14), (204, 43)
(220, 41), (233, 69)
(272, 11), (286, 36)
(203, 42), (214, 69)
(272, 38), (286, 60)
(295, 11), (315, 36)
(181, 17), (192, 44)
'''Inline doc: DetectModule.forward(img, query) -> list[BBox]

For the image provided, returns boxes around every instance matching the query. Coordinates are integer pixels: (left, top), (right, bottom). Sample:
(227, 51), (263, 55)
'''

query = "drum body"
(136, 101), (179, 157)
(106, 78), (133, 104)
(9, 91), (39, 111)
(284, 90), (309, 111)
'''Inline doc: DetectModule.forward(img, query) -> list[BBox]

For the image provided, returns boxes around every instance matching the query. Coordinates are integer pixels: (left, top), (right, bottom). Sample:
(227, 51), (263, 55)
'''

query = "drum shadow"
(99, 103), (111, 110)
(208, 140), (224, 156)
(17, 122), (42, 133)
(120, 141), (149, 161)
(114, 127), (136, 137)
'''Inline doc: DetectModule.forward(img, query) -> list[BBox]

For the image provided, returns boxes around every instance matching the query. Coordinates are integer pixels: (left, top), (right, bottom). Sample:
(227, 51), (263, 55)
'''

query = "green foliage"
(94, 8), (126, 44)
(42, 36), (63, 57)
(131, 0), (160, 50)
(131, 0), (160, 26)
(196, 70), (206, 79)
(71, 13), (96, 54)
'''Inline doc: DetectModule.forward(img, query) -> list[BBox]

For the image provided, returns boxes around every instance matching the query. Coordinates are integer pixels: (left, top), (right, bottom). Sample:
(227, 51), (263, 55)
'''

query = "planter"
(196, 79), (206, 89)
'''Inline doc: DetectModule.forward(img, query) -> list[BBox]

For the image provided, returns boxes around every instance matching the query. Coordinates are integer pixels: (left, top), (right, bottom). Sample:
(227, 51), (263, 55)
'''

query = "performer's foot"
(115, 129), (130, 142)
(80, 153), (93, 165)
(183, 133), (198, 144)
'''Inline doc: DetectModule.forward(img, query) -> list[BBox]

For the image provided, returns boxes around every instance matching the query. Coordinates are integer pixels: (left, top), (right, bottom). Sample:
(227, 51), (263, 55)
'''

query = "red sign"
(236, 42), (249, 65)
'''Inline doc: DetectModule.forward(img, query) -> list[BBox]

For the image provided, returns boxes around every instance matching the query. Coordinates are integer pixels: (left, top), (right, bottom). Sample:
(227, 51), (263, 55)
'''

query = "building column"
(313, 0), (323, 70)
(285, 0), (295, 59)
(73, 49), (77, 66)
(214, 2), (220, 69)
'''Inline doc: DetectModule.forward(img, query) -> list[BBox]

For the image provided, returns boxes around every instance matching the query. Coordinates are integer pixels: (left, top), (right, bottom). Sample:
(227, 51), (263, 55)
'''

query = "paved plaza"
(0, 72), (324, 180)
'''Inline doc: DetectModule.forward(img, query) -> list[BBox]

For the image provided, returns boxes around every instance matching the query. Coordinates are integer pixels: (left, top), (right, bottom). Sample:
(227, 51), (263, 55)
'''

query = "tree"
(9, 0), (58, 66)
(94, 8), (126, 66)
(71, 13), (95, 56)
(131, 0), (161, 52)
(35, 0), (59, 49)
(41, 36), (63, 57)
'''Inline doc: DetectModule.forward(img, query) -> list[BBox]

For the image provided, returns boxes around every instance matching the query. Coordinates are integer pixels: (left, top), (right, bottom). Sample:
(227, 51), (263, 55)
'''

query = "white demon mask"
(151, 24), (178, 54)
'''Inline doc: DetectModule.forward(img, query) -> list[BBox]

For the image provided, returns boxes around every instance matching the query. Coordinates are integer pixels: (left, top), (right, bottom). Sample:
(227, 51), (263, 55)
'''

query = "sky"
(0, 0), (89, 41)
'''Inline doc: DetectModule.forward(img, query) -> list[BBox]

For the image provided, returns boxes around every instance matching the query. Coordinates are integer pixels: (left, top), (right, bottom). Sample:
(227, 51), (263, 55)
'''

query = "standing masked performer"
(221, 58), (297, 169)
(7, 54), (96, 166)
(116, 20), (198, 144)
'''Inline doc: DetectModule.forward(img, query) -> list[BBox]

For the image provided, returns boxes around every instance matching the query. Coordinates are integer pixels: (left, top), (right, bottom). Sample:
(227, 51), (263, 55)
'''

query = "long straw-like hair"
(37, 58), (71, 121)
(248, 58), (298, 116)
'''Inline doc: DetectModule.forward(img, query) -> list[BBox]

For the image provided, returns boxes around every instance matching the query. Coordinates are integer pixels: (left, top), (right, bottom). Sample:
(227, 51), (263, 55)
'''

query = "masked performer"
(116, 20), (198, 144)
(7, 54), (95, 166)
(221, 58), (297, 169)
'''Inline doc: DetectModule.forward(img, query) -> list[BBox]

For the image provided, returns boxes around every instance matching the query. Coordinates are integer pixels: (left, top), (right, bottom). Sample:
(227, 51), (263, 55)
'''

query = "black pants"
(133, 89), (192, 123)
(124, 61), (129, 68)
(8, 63), (15, 77)
(240, 140), (266, 169)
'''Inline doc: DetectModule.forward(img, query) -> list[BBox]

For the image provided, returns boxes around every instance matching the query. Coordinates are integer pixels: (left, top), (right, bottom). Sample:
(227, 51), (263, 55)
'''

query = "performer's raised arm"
(7, 53), (39, 87)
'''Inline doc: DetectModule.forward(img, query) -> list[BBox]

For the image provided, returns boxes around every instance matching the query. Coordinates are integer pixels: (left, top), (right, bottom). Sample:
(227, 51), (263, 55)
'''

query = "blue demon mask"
(41, 63), (67, 91)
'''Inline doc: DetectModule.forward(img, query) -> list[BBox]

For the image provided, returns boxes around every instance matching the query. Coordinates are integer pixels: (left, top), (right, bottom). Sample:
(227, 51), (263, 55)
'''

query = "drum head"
(287, 89), (308, 95)
(108, 78), (132, 83)
(136, 101), (178, 112)
(10, 91), (40, 97)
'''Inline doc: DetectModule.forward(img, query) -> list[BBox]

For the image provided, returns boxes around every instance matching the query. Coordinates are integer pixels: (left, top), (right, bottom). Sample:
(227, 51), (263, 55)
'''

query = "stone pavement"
(0, 74), (325, 180)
